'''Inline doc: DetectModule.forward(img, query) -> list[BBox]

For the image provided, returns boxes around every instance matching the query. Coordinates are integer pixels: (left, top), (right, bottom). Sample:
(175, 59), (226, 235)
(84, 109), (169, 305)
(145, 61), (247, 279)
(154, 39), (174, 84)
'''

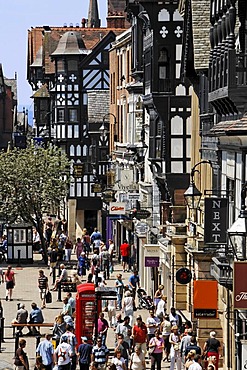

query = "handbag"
(148, 346), (155, 355)
(173, 343), (180, 351)
(45, 290), (52, 304)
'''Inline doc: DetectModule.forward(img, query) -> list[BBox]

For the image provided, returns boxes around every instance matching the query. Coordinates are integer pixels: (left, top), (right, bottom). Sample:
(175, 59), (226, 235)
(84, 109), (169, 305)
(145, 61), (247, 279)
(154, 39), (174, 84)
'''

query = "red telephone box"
(75, 283), (117, 345)
(75, 283), (100, 344)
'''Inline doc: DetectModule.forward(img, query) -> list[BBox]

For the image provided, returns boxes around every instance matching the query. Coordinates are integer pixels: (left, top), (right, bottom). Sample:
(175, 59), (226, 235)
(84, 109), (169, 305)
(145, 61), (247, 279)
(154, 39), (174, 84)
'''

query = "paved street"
(0, 252), (170, 370)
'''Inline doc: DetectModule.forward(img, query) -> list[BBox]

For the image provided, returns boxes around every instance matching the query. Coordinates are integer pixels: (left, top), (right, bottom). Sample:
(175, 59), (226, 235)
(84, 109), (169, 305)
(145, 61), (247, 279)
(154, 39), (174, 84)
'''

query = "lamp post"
(227, 182), (247, 261)
(184, 160), (212, 209)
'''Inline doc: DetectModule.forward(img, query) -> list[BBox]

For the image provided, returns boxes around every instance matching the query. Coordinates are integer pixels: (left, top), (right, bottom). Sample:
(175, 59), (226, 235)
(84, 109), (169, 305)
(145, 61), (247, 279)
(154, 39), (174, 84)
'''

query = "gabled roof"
(31, 84), (50, 98)
(28, 26), (127, 75)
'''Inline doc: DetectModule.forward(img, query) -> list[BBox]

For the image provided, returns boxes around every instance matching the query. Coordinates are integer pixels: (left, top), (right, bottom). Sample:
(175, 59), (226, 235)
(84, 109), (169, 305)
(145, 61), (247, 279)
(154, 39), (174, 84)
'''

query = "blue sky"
(0, 0), (107, 114)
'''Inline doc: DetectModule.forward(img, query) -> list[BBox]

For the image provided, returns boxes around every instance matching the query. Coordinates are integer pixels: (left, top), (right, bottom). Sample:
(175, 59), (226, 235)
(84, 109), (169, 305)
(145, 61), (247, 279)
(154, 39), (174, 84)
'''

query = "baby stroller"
(137, 288), (154, 310)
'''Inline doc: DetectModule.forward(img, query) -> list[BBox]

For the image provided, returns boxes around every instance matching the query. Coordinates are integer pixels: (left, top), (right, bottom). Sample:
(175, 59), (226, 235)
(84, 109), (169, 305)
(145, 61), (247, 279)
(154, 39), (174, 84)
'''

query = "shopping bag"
(45, 290), (52, 304)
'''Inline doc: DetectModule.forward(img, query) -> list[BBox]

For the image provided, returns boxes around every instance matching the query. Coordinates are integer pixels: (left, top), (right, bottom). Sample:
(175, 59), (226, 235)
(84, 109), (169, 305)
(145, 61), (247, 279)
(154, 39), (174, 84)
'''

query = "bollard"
(17, 249), (21, 267)
(0, 317), (5, 343)
(52, 266), (56, 285)
(36, 335), (41, 348)
(57, 283), (62, 302)
(15, 331), (20, 353)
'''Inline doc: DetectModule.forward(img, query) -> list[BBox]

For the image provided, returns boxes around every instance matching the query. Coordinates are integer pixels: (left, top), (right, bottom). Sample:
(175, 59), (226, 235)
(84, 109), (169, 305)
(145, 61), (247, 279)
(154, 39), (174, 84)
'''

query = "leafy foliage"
(0, 144), (70, 227)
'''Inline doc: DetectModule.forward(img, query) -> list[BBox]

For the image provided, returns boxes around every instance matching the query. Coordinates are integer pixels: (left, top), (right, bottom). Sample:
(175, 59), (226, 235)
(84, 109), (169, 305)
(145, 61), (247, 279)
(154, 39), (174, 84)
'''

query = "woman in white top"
(169, 325), (181, 370)
(107, 299), (117, 327)
(122, 290), (134, 326)
(111, 350), (127, 370)
(130, 345), (146, 370)
(160, 314), (171, 361)
(156, 295), (167, 321)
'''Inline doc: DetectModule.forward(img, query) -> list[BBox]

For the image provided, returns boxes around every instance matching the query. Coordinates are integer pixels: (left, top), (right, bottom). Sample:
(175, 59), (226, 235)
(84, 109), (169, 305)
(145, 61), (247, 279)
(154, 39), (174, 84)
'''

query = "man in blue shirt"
(36, 333), (55, 370)
(128, 270), (140, 299)
(28, 302), (44, 334)
(77, 336), (92, 370)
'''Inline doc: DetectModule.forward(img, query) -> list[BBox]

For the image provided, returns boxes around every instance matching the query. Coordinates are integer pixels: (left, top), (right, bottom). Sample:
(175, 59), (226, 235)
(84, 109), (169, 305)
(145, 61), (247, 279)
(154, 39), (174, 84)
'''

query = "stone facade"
(191, 0), (211, 71)
(87, 90), (110, 123)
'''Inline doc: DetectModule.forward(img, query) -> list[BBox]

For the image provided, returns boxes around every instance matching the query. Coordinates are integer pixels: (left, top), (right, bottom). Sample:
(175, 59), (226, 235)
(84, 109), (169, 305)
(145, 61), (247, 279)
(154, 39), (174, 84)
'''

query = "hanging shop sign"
(176, 268), (192, 284)
(109, 202), (126, 215)
(193, 280), (218, 318)
(145, 257), (160, 267)
(135, 222), (149, 237)
(204, 198), (228, 244)
(234, 262), (247, 310)
(91, 183), (103, 193)
(135, 209), (151, 220)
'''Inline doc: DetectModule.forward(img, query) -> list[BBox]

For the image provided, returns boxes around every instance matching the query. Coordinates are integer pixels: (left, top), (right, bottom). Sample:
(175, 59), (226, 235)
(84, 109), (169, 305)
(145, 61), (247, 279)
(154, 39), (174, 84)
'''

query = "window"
(57, 60), (65, 72)
(57, 109), (65, 122)
(68, 60), (77, 71)
(69, 109), (78, 122)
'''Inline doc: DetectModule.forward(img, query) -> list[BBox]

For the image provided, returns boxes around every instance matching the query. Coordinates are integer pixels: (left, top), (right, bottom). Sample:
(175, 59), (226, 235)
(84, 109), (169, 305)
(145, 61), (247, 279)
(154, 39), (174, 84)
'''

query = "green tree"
(0, 143), (70, 262)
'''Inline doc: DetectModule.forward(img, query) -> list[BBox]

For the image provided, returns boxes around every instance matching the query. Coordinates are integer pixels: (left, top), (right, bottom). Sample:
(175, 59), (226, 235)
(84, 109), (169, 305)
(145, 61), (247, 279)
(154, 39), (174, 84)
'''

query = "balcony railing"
(210, 256), (233, 289)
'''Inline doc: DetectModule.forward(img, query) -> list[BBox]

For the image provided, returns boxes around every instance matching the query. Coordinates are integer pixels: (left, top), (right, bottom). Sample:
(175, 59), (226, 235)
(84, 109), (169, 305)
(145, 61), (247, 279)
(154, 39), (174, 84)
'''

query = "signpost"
(135, 209), (151, 220)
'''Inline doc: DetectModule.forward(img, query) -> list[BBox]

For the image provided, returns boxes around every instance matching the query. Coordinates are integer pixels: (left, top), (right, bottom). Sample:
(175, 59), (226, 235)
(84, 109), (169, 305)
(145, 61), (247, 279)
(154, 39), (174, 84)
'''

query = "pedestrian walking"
(156, 295), (167, 321)
(67, 292), (76, 313)
(65, 237), (73, 262)
(4, 265), (15, 301)
(154, 285), (164, 309)
(146, 310), (160, 341)
(132, 315), (148, 354)
(160, 314), (171, 362)
(91, 337), (109, 370)
(14, 338), (29, 370)
(128, 270), (140, 299)
(100, 246), (110, 279)
(55, 336), (72, 370)
(53, 315), (67, 347)
(120, 240), (130, 272)
(188, 354), (202, 370)
(77, 336), (93, 370)
(97, 312), (109, 346)
(203, 331), (221, 370)
(169, 325), (181, 370)
(115, 274), (124, 310)
(122, 291), (134, 326)
(38, 270), (49, 309)
(107, 299), (117, 327)
(148, 329), (164, 370)
(49, 247), (58, 276)
(61, 297), (73, 317)
(115, 316), (132, 347)
(75, 238), (84, 259)
(36, 333), (55, 370)
(60, 324), (78, 370)
(111, 349), (127, 370)
(114, 334), (130, 368)
(129, 345), (146, 370)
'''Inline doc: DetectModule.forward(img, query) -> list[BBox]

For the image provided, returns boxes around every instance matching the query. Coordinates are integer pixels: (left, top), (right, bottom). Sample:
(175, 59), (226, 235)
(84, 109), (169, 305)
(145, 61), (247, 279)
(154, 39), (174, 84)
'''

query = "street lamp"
(227, 182), (247, 260)
(184, 160), (212, 209)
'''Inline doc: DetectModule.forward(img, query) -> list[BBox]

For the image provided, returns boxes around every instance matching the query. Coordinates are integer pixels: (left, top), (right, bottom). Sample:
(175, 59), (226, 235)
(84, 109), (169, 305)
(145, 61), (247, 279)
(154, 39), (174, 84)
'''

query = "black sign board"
(204, 198), (228, 244)
(135, 209), (151, 220)
(194, 309), (217, 318)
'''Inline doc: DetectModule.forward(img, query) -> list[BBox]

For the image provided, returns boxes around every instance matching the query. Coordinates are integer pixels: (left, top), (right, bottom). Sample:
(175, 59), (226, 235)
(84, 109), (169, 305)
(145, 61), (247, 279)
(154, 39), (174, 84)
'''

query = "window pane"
(57, 109), (65, 122)
(69, 109), (78, 122)
(57, 60), (64, 72)
(74, 125), (79, 138)
(68, 60), (77, 71)
(68, 125), (73, 138)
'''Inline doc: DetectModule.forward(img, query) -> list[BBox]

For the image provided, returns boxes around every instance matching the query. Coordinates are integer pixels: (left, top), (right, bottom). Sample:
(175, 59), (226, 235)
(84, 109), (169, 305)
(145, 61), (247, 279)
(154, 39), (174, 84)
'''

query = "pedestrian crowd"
(3, 221), (221, 370)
